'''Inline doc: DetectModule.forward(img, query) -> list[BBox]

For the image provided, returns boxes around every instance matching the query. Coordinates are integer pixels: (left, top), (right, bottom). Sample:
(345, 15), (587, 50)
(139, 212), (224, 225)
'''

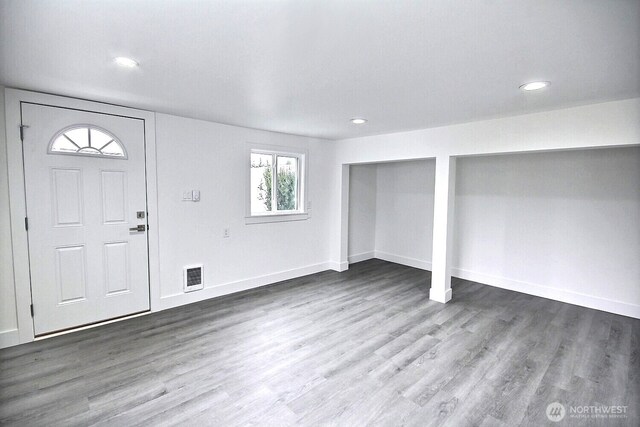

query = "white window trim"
(245, 142), (309, 224)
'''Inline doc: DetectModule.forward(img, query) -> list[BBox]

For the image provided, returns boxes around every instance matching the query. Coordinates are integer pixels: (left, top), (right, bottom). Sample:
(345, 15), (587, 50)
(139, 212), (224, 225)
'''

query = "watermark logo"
(569, 405), (628, 420)
(545, 402), (628, 422)
(546, 402), (566, 422)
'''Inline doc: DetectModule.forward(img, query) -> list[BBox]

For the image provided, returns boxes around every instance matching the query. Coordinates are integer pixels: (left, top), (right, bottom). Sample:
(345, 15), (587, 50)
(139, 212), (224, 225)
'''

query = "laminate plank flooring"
(1, 259), (638, 426)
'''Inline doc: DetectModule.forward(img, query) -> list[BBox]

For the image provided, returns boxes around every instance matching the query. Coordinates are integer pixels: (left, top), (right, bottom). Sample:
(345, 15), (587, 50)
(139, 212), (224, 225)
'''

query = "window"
(49, 125), (127, 159)
(247, 145), (308, 223)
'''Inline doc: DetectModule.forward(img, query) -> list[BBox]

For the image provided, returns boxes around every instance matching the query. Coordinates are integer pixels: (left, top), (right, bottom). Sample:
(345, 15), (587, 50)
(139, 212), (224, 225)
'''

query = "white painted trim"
(158, 262), (331, 310)
(245, 212), (309, 224)
(348, 251), (375, 264)
(0, 329), (20, 348)
(328, 261), (349, 272)
(429, 287), (452, 304)
(144, 113), (162, 313)
(4, 88), (161, 346)
(373, 251), (432, 271)
(6, 89), (36, 344)
(452, 268), (640, 319)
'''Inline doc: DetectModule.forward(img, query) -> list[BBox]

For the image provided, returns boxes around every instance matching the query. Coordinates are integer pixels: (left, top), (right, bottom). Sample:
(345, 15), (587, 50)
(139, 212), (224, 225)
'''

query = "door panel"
(55, 245), (87, 303)
(104, 241), (130, 295)
(51, 168), (84, 226)
(22, 103), (150, 335)
(101, 170), (128, 223)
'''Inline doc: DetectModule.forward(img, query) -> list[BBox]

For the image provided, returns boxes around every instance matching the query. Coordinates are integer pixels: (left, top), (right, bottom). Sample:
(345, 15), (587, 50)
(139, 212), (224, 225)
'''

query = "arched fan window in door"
(48, 125), (127, 159)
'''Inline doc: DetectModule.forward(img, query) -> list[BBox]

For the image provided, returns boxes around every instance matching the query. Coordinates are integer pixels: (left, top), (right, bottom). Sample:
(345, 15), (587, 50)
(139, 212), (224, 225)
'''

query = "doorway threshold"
(34, 310), (151, 340)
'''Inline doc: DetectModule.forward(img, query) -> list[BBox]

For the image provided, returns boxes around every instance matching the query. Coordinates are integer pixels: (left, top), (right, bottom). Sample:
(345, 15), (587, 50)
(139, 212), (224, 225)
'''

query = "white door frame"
(4, 88), (162, 346)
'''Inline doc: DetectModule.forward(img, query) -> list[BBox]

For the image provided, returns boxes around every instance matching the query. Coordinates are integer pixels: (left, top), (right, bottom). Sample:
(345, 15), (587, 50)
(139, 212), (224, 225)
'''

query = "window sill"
(245, 212), (310, 224)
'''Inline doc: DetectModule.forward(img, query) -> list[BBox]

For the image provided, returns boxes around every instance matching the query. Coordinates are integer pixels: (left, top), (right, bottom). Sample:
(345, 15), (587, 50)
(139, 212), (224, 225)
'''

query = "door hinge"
(19, 124), (29, 142)
(30, 304), (34, 317)
(24, 217), (28, 231)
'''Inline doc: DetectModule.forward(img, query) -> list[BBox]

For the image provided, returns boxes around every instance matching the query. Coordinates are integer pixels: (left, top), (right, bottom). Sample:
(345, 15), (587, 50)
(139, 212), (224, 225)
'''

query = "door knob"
(129, 224), (147, 232)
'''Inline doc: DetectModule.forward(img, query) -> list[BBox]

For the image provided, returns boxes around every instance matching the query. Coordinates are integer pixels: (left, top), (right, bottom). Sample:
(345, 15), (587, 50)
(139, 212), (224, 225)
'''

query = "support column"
(338, 165), (350, 271)
(330, 164), (350, 272)
(430, 155), (456, 303)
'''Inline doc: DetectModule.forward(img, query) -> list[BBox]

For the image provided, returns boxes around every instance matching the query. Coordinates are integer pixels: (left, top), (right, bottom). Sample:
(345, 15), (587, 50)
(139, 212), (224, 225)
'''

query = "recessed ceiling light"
(114, 57), (139, 68)
(520, 81), (550, 91)
(350, 118), (367, 124)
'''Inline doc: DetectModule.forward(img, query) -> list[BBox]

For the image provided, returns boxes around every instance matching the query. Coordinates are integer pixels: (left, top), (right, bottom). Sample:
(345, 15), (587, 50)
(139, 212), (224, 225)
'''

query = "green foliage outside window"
(275, 168), (296, 210)
(252, 158), (297, 211)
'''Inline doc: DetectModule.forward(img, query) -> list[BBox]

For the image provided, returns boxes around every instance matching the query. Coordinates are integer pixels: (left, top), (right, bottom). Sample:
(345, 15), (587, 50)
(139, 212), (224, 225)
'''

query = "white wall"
(453, 147), (640, 315)
(375, 160), (435, 268)
(3, 93), (640, 347)
(347, 160), (435, 269)
(0, 86), (18, 337)
(155, 114), (335, 308)
(331, 99), (640, 266)
(345, 146), (640, 317)
(333, 98), (640, 317)
(335, 99), (640, 163)
(0, 100), (337, 345)
(347, 164), (377, 261)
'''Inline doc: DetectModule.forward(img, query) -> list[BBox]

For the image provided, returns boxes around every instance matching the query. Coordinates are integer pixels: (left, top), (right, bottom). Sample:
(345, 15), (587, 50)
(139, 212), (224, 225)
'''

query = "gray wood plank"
(0, 259), (637, 426)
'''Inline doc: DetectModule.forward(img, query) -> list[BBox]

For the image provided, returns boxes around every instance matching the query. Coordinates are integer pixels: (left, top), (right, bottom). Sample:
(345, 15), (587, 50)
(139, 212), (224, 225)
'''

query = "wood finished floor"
(0, 259), (638, 426)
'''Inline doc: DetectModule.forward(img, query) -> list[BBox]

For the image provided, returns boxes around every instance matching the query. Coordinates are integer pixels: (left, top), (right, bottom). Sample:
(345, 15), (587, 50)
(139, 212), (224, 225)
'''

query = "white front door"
(22, 103), (150, 335)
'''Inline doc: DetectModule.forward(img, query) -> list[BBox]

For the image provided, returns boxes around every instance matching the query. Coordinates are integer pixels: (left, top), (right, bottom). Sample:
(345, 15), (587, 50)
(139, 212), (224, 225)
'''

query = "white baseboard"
(374, 251), (432, 271)
(348, 251), (375, 264)
(158, 262), (332, 311)
(429, 287), (452, 304)
(328, 261), (349, 272)
(0, 329), (21, 348)
(349, 250), (640, 319)
(5, 257), (636, 350)
(452, 268), (640, 319)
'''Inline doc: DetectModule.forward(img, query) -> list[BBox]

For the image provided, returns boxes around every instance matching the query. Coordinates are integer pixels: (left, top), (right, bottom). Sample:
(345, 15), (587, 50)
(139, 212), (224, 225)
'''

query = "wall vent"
(183, 264), (204, 292)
